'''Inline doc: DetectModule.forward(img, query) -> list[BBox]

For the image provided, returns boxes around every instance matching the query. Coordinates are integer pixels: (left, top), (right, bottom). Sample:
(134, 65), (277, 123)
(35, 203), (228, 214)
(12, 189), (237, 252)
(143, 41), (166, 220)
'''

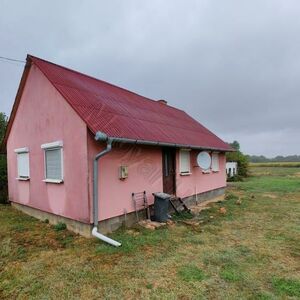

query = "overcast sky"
(0, 0), (299, 157)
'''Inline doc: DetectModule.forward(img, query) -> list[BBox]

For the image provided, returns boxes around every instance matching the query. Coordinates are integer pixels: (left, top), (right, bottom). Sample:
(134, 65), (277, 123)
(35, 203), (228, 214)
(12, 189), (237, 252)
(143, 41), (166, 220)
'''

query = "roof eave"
(94, 132), (234, 152)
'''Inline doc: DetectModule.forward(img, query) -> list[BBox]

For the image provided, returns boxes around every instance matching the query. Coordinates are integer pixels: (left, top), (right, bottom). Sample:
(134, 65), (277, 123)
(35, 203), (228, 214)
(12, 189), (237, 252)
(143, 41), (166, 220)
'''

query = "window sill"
(16, 177), (30, 181)
(43, 179), (63, 184)
(180, 172), (192, 176)
(202, 170), (211, 174)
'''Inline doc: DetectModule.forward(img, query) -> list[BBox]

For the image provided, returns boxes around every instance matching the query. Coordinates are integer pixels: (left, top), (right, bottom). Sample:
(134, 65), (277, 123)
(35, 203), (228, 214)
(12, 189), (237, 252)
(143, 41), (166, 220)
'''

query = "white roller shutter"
(212, 153), (219, 172)
(180, 150), (191, 174)
(45, 148), (62, 180)
(17, 152), (30, 178)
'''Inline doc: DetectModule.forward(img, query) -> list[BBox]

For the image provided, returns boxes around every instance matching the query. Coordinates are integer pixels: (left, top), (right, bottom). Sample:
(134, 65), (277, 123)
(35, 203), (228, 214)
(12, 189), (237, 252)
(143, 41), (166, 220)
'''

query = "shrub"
(227, 175), (244, 182)
(0, 154), (8, 204)
(54, 222), (67, 231)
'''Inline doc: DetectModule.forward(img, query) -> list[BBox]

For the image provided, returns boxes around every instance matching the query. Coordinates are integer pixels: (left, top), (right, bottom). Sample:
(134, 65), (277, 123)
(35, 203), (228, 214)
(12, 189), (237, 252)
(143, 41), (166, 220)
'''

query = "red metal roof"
(28, 55), (231, 151)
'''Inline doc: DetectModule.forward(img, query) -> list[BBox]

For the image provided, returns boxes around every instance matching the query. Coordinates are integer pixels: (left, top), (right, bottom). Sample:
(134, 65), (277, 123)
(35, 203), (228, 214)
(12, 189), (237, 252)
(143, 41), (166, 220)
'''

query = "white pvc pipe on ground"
(92, 227), (122, 247)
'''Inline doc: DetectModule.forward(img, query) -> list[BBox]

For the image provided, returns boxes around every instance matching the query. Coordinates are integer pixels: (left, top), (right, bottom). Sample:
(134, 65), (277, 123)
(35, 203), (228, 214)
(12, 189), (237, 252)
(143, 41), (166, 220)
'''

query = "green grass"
(272, 277), (300, 297)
(0, 166), (300, 298)
(236, 176), (300, 193)
(177, 265), (206, 282)
(220, 265), (243, 282)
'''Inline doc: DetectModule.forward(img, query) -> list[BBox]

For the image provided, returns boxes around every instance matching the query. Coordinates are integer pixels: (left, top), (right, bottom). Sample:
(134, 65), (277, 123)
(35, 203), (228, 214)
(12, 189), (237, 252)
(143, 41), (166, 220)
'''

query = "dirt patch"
(189, 197), (225, 215)
(138, 219), (166, 230)
(263, 193), (278, 199)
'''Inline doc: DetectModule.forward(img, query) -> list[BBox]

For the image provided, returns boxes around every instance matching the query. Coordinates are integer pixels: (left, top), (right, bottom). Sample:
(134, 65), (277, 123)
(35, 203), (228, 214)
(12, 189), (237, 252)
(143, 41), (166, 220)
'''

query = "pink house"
(3, 55), (232, 244)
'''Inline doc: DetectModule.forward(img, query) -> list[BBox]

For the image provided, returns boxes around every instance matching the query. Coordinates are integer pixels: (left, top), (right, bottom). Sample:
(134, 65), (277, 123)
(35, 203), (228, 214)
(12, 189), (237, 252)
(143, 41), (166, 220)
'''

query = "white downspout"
(92, 132), (121, 247)
(92, 227), (121, 247)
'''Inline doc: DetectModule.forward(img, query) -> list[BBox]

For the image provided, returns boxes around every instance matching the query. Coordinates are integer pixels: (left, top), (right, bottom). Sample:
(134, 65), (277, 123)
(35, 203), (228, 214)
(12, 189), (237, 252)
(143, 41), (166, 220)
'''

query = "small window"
(14, 147), (30, 180)
(41, 141), (63, 183)
(212, 153), (219, 172)
(179, 149), (191, 174)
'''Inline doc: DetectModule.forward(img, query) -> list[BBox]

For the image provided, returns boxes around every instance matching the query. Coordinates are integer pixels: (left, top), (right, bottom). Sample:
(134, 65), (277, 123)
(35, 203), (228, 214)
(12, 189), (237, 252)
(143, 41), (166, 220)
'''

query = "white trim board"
(41, 141), (63, 149)
(14, 147), (29, 153)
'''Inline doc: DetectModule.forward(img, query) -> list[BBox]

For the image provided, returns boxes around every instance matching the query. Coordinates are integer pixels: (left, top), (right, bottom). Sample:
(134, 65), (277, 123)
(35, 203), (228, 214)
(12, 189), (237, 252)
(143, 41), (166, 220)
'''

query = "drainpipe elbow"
(92, 227), (121, 247)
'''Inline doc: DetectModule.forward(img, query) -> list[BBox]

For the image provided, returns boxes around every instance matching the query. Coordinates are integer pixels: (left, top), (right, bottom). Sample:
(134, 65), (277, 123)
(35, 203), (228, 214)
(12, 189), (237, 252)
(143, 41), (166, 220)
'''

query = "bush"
(227, 175), (244, 182)
(0, 154), (8, 204)
(226, 141), (249, 179)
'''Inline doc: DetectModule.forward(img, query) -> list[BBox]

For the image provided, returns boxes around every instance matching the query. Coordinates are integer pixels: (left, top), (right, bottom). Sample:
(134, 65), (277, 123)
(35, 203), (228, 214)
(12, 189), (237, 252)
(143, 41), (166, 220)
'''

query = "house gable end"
(6, 62), (90, 224)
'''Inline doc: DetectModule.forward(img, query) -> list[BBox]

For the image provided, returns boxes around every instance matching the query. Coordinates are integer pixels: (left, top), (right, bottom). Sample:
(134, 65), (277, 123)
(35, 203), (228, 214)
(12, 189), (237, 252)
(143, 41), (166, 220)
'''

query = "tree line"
(247, 154), (300, 163)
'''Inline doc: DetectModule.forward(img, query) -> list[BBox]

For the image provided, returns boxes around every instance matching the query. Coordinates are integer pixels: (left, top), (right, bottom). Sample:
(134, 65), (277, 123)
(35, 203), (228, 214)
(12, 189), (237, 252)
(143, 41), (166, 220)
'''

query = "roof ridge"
(27, 54), (184, 113)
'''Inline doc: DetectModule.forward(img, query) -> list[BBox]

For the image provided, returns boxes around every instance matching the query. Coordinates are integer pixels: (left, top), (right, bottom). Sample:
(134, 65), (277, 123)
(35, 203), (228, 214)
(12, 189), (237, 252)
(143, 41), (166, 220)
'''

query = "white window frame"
(14, 147), (30, 180)
(179, 149), (191, 175)
(211, 152), (220, 172)
(41, 141), (64, 183)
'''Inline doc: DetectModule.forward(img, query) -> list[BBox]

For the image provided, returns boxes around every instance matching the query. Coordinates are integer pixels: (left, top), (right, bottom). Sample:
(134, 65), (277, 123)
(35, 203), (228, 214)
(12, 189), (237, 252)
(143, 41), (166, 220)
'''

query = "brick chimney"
(157, 99), (168, 105)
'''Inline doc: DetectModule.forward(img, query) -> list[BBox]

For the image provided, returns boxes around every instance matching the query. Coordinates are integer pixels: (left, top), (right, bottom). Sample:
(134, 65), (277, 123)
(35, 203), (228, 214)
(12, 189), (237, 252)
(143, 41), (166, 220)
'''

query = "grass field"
(1, 167), (300, 299)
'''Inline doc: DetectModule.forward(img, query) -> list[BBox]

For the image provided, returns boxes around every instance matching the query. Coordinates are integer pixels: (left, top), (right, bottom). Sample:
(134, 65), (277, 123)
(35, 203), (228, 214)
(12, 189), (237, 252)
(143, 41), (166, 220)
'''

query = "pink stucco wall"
(7, 65), (90, 223)
(87, 135), (226, 221)
(87, 135), (163, 221)
(176, 151), (226, 198)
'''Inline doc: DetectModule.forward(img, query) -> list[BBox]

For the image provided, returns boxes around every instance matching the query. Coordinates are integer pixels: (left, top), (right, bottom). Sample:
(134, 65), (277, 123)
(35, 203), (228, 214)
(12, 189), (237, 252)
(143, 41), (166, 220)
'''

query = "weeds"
(53, 222), (67, 231)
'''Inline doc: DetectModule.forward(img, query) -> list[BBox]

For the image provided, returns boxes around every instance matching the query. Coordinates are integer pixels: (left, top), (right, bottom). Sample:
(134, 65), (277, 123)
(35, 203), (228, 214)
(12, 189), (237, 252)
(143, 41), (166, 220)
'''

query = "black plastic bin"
(153, 192), (171, 222)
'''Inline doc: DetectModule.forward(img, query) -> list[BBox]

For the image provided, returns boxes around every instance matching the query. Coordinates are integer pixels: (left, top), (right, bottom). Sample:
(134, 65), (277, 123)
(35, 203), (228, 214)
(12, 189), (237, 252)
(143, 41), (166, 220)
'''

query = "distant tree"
(0, 112), (7, 142)
(226, 141), (249, 179)
(230, 140), (240, 151)
(248, 155), (268, 163)
(0, 112), (8, 203)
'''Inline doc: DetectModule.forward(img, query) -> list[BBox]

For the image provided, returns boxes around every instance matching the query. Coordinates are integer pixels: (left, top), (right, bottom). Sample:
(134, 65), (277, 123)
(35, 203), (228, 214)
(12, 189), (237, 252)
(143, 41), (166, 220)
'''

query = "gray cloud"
(0, 0), (299, 156)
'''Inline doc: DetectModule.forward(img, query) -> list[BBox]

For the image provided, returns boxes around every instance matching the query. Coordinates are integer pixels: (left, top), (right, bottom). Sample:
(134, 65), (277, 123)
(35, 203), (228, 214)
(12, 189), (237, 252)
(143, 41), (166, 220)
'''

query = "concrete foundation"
(11, 202), (147, 237)
(184, 186), (226, 206)
(11, 187), (226, 237)
(11, 202), (93, 237)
